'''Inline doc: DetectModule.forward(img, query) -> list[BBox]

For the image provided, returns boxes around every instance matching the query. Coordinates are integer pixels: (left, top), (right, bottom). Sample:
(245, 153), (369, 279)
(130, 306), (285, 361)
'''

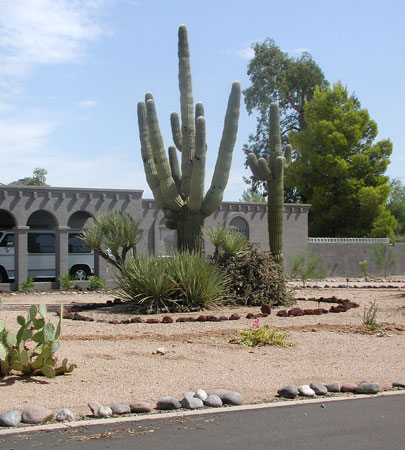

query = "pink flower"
(252, 318), (260, 329)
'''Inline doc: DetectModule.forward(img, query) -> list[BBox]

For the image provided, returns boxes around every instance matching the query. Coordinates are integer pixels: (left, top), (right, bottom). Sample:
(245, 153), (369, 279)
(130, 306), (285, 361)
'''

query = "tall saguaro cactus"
(247, 103), (292, 264)
(137, 25), (241, 252)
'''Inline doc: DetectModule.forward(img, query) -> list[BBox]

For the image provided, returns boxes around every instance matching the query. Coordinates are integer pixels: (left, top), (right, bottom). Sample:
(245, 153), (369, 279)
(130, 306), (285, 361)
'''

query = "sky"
(1, 0), (404, 201)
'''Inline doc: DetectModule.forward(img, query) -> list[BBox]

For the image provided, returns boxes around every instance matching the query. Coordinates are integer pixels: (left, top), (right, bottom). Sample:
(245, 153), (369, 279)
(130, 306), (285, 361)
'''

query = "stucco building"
(0, 185), (309, 290)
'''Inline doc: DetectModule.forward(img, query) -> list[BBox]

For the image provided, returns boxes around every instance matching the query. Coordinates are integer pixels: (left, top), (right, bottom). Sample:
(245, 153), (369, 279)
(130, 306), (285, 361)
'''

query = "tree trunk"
(176, 207), (205, 253)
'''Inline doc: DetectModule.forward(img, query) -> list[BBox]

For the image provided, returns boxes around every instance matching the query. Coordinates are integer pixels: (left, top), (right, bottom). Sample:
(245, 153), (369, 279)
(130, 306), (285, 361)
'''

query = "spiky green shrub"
(203, 225), (249, 258)
(211, 241), (292, 307)
(169, 251), (229, 310)
(116, 255), (179, 313)
(116, 252), (228, 313)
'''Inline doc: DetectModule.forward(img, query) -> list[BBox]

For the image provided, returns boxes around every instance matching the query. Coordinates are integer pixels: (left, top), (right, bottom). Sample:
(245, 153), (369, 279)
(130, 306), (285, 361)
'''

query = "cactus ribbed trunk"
(268, 178), (284, 264)
(176, 207), (205, 253)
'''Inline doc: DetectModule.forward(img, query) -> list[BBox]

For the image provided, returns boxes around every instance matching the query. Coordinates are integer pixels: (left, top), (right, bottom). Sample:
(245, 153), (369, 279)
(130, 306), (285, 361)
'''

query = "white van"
(0, 230), (94, 283)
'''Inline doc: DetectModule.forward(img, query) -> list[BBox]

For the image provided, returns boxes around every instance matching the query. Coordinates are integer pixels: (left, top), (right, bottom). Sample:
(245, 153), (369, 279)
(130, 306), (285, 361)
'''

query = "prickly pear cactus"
(0, 303), (76, 378)
(247, 103), (292, 264)
(137, 25), (241, 252)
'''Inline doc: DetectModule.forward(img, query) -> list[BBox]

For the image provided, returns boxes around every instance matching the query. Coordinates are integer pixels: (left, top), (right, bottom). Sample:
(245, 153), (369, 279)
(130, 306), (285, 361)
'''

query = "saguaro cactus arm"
(145, 98), (184, 211)
(137, 101), (167, 209)
(170, 112), (183, 151)
(168, 146), (181, 190)
(188, 116), (207, 212)
(201, 81), (241, 216)
(178, 25), (195, 197)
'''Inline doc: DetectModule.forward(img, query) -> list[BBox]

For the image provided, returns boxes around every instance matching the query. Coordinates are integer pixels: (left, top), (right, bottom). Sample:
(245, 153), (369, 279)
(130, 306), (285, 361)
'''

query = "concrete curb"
(0, 389), (404, 436)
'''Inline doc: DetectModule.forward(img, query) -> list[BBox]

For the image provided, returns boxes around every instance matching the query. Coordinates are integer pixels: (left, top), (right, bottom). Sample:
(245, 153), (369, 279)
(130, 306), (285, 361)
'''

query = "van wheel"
(70, 266), (90, 281)
(0, 267), (8, 283)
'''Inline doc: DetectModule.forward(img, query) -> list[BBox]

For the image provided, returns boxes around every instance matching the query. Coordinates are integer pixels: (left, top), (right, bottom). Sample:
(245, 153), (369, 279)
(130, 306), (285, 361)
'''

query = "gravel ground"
(0, 284), (404, 417)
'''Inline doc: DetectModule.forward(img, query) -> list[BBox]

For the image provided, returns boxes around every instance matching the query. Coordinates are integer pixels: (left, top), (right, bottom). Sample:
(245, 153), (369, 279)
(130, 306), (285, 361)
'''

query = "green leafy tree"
(387, 178), (405, 235)
(239, 189), (266, 203)
(24, 168), (48, 186)
(80, 211), (143, 273)
(243, 39), (328, 200)
(287, 82), (396, 238)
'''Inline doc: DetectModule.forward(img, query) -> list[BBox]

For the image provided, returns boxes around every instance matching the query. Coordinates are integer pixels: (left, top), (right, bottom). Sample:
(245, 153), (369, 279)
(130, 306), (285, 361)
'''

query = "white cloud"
(236, 46), (255, 60)
(0, 111), (58, 156)
(78, 100), (98, 108)
(0, 0), (108, 89)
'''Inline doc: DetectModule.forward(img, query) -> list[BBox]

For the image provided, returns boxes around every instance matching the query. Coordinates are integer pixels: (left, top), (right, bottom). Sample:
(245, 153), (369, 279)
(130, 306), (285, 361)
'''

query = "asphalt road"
(0, 394), (404, 449)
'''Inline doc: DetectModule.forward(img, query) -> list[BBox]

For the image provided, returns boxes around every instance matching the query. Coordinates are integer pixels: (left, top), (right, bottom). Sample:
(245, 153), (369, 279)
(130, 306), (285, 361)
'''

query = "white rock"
(194, 388), (208, 401)
(298, 385), (316, 397)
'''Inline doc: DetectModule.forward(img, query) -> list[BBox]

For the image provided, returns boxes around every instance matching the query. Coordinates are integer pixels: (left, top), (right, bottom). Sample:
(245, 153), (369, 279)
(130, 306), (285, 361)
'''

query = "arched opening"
(0, 209), (16, 229)
(68, 211), (94, 229)
(229, 216), (249, 239)
(0, 210), (16, 283)
(27, 210), (57, 229)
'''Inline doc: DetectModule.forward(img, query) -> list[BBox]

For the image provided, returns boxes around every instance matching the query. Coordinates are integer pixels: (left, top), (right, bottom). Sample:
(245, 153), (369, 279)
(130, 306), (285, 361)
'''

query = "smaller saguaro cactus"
(247, 103), (292, 264)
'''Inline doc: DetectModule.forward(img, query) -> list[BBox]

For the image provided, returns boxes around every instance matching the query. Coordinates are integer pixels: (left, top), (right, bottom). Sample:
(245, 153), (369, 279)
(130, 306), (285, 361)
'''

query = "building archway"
(67, 211), (94, 230)
(26, 210), (58, 229)
(227, 215), (250, 239)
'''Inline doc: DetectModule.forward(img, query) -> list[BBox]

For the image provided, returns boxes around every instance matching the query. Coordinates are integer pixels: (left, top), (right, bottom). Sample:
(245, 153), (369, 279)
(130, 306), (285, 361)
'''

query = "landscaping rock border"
(276, 297), (359, 317)
(0, 382), (403, 428)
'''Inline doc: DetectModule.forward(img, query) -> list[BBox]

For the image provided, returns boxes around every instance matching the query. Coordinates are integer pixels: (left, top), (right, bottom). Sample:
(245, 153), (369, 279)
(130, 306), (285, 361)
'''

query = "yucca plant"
(169, 251), (229, 309)
(116, 256), (179, 314)
(116, 252), (229, 313)
(203, 225), (249, 257)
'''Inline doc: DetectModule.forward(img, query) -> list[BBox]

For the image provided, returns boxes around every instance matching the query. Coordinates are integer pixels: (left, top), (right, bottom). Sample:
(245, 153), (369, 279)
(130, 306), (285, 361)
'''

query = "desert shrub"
(231, 319), (294, 347)
(363, 301), (380, 330)
(58, 273), (75, 290)
(372, 242), (396, 279)
(88, 276), (107, 291)
(289, 252), (328, 287)
(116, 252), (228, 313)
(20, 277), (34, 293)
(210, 241), (292, 307)
(359, 260), (369, 280)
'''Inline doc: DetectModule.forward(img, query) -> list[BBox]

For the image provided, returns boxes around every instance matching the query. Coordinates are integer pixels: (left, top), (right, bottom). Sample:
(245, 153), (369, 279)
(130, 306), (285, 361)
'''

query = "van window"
(68, 234), (91, 253)
(0, 234), (14, 247)
(28, 233), (56, 253)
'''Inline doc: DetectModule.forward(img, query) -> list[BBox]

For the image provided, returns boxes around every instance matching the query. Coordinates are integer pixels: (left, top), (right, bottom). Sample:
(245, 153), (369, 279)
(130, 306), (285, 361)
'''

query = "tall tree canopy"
(387, 178), (405, 236)
(287, 82), (396, 238)
(243, 39), (328, 199)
